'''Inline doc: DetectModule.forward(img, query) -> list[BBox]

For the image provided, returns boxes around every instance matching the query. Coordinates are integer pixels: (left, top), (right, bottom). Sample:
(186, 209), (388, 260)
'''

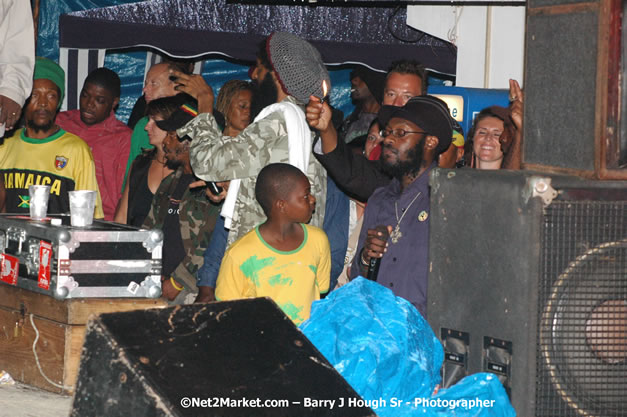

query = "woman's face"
(226, 89), (253, 134)
(473, 116), (504, 165)
(364, 122), (383, 159)
(145, 115), (167, 147)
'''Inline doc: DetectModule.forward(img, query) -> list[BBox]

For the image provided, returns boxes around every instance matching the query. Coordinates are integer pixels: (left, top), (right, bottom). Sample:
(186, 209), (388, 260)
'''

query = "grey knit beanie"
(267, 32), (331, 105)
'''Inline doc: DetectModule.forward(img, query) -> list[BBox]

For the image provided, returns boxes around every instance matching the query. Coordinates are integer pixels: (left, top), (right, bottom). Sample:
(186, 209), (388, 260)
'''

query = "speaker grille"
(537, 201), (627, 417)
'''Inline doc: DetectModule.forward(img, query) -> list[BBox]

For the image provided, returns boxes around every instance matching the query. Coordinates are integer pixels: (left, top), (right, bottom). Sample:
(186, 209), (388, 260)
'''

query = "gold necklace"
(390, 192), (422, 244)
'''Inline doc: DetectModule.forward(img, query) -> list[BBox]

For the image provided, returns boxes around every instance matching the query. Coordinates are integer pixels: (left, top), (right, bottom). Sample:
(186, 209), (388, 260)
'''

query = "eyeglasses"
(381, 128), (428, 138)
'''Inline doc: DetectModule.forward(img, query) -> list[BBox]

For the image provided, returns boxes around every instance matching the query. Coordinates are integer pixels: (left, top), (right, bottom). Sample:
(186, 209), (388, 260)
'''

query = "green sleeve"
(121, 117), (152, 192)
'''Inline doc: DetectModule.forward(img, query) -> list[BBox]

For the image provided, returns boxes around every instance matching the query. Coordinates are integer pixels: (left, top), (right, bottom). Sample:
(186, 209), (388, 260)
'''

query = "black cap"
(378, 95), (454, 154)
(155, 103), (198, 133)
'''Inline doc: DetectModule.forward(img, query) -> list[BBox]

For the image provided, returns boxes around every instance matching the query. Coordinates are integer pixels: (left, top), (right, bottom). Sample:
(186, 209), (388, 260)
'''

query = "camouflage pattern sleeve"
(172, 188), (222, 292)
(181, 112), (288, 182)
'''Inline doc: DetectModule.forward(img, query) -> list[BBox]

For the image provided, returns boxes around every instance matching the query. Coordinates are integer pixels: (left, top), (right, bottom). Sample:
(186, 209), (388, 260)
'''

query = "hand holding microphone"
(361, 225), (391, 282)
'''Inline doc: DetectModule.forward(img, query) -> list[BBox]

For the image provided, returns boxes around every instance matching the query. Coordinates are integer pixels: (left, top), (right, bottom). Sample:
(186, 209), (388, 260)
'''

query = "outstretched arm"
(181, 112), (287, 182)
(306, 96), (390, 202)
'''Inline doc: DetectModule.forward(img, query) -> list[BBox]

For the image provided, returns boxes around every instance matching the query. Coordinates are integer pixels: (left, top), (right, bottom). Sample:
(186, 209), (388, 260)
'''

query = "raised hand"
(508, 79), (523, 131)
(169, 70), (214, 113)
(305, 95), (332, 132)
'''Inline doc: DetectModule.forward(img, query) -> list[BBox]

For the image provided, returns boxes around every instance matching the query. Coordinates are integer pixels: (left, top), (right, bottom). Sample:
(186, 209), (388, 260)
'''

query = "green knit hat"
(34, 57), (65, 105)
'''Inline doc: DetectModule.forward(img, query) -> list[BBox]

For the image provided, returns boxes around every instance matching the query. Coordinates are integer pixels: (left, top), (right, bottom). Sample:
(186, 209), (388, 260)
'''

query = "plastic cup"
(29, 185), (51, 220)
(68, 190), (97, 227)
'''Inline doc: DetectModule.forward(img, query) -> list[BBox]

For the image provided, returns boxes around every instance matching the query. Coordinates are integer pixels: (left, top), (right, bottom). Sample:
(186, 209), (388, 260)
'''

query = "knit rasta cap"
(267, 32), (331, 105)
(34, 57), (65, 106)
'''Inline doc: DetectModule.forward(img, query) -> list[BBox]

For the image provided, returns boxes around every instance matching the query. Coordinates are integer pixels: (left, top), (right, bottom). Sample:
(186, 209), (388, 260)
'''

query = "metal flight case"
(0, 214), (162, 299)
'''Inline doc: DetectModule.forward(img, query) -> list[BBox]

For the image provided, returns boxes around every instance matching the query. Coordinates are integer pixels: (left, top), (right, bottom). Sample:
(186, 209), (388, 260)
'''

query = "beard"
(252, 72), (278, 112)
(381, 138), (426, 180)
(350, 87), (368, 106)
(164, 140), (190, 170)
(26, 117), (55, 134)
(165, 158), (182, 170)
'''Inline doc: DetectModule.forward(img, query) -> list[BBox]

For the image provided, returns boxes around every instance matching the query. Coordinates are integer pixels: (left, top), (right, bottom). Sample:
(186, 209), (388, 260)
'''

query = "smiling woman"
(466, 106), (515, 170)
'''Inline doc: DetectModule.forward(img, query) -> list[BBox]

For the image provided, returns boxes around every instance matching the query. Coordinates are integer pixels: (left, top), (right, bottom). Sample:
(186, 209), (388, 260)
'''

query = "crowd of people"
(0, 21), (524, 324)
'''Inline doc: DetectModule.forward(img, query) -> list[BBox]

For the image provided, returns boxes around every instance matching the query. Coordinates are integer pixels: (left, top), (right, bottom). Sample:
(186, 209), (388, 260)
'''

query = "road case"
(0, 214), (162, 299)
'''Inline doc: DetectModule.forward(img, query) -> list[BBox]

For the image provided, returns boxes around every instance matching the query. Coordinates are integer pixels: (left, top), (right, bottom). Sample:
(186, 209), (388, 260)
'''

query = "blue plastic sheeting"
(418, 373), (516, 417)
(300, 278), (443, 411)
(37, 0), (137, 61)
(111, 51), (353, 124)
(38, 0), (446, 123)
(103, 50), (146, 123)
(300, 278), (516, 417)
(38, 0), (147, 122)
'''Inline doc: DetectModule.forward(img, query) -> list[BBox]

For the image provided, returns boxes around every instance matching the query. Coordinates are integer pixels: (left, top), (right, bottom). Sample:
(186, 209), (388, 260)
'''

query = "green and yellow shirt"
(216, 224), (331, 325)
(0, 128), (103, 218)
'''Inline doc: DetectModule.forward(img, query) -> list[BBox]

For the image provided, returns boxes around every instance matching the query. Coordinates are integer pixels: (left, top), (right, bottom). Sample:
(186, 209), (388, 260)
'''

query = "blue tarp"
(38, 0), (352, 122)
(301, 278), (516, 417)
(40, 0), (453, 121)
(38, 0), (152, 121)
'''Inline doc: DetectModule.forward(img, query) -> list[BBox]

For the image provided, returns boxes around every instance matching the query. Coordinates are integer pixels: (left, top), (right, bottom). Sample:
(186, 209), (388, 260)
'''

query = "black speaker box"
(71, 298), (375, 417)
(523, 0), (626, 179)
(427, 168), (627, 417)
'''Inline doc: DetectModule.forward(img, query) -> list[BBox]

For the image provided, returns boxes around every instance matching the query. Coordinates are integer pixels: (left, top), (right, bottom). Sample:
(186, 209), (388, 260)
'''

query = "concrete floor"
(0, 382), (72, 417)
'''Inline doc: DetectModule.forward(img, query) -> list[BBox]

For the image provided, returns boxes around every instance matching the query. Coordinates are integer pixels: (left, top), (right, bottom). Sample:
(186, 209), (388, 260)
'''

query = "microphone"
(366, 225), (389, 282)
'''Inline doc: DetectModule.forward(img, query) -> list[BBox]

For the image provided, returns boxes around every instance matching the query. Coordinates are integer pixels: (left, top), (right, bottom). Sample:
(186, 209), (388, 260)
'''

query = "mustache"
(382, 143), (398, 155)
(33, 109), (55, 117)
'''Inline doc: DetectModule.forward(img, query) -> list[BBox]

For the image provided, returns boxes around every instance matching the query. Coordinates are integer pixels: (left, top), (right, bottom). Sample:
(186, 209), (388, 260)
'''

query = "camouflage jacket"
(180, 96), (327, 245)
(142, 167), (222, 292)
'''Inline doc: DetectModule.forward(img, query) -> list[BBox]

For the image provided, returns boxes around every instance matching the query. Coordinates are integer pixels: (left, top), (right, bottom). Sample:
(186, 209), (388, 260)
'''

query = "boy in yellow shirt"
(215, 163), (330, 325)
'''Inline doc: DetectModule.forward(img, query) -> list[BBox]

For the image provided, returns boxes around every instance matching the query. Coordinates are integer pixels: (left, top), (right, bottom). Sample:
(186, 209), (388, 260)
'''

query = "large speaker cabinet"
(427, 168), (626, 417)
(523, 0), (626, 179)
(71, 298), (375, 417)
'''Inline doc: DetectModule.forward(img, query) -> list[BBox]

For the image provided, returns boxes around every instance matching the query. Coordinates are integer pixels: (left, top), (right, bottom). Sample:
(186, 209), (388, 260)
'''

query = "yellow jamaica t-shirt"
(0, 128), (104, 218)
(216, 224), (331, 325)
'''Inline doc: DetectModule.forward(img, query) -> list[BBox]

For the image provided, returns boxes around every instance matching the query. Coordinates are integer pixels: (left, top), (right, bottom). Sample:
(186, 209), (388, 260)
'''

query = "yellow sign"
(432, 94), (464, 122)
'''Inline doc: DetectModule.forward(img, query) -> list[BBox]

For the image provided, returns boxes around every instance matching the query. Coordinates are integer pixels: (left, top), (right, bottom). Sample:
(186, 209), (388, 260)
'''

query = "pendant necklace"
(390, 191), (422, 244)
